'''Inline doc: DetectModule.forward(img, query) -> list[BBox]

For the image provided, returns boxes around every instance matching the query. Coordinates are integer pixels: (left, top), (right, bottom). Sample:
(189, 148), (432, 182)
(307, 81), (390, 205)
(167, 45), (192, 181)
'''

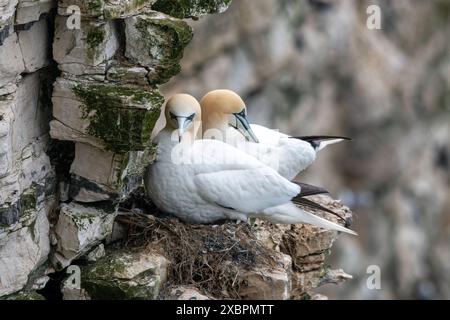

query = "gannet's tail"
(290, 136), (351, 151)
(259, 203), (357, 235)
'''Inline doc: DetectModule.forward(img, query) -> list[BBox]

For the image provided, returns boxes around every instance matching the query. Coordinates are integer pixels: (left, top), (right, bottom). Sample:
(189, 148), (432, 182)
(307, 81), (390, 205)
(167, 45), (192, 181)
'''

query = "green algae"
(152, 0), (232, 19)
(72, 83), (163, 153)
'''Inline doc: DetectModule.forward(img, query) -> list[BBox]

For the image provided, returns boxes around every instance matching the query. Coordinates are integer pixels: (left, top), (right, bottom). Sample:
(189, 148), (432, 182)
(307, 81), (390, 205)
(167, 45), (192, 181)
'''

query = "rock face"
(1, 0), (354, 300)
(0, 0), (55, 296)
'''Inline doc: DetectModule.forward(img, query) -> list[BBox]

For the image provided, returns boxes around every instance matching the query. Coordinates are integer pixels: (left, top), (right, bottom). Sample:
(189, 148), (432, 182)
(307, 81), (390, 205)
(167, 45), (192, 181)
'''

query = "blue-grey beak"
(173, 113), (195, 142)
(230, 110), (259, 143)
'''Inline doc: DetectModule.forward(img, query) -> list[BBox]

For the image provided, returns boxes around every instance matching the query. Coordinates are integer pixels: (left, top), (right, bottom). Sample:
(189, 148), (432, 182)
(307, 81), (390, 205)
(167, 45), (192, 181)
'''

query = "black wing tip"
(292, 181), (330, 197)
(290, 135), (352, 141)
(293, 197), (347, 222)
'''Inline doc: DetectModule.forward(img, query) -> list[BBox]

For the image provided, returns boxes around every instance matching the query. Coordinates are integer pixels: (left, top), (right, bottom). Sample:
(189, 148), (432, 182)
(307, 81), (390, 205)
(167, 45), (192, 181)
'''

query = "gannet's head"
(165, 94), (201, 142)
(200, 89), (259, 143)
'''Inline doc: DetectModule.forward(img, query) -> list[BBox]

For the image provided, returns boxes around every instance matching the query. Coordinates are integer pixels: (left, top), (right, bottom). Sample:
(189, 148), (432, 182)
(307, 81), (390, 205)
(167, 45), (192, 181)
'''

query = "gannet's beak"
(230, 111), (259, 143)
(175, 117), (187, 142)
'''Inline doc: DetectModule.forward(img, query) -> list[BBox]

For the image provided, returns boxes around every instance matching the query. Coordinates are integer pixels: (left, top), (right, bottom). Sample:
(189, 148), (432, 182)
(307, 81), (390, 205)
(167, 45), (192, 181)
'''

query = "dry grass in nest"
(116, 210), (279, 299)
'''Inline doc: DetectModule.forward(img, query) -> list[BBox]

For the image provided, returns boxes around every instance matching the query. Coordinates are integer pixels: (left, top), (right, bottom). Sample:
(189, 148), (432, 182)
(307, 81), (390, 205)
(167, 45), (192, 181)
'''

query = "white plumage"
(200, 90), (347, 180)
(144, 94), (356, 235)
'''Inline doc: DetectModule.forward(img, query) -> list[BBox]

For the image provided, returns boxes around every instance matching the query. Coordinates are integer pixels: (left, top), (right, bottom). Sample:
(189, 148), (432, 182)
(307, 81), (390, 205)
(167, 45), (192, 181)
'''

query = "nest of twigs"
(115, 208), (280, 299)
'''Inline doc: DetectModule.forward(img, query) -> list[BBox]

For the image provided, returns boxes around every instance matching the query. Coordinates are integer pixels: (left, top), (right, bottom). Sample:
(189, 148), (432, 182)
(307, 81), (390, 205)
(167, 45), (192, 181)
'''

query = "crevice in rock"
(36, 269), (66, 301)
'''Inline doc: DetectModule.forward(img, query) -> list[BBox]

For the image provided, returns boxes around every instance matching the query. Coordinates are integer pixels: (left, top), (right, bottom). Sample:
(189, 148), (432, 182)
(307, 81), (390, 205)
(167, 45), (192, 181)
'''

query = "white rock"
(167, 286), (212, 300)
(70, 143), (121, 188)
(85, 243), (105, 262)
(53, 16), (119, 75)
(69, 142), (125, 202)
(0, 208), (50, 296)
(0, 30), (25, 88)
(81, 249), (169, 300)
(57, 0), (157, 18)
(31, 275), (50, 290)
(0, 0), (18, 27)
(49, 119), (105, 150)
(0, 73), (52, 209)
(17, 19), (50, 72)
(15, 0), (56, 25)
(53, 202), (116, 269)
(238, 253), (292, 300)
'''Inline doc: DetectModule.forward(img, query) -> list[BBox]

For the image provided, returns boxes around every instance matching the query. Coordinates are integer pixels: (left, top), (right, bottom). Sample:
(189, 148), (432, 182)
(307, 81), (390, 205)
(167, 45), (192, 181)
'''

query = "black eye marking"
(170, 112), (195, 121)
(186, 113), (195, 121)
(234, 109), (246, 117)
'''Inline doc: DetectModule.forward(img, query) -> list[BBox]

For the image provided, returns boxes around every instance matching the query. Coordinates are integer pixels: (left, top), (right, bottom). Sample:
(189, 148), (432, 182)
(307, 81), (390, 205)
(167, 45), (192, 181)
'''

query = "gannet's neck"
(202, 111), (228, 140)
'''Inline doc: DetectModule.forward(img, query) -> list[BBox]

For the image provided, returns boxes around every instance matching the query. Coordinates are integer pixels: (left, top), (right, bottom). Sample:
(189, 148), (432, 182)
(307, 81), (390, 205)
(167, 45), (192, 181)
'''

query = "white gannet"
(200, 89), (349, 181)
(144, 94), (356, 235)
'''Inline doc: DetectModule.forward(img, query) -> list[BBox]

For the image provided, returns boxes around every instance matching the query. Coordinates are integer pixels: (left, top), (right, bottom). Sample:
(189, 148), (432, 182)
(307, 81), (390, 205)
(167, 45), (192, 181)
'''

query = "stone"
(1, 291), (46, 300)
(291, 268), (352, 298)
(152, 0), (232, 19)
(51, 77), (164, 153)
(69, 142), (122, 202)
(0, 0), (18, 27)
(53, 202), (116, 269)
(106, 64), (150, 86)
(124, 10), (193, 84)
(0, 73), (52, 186)
(57, 0), (104, 17)
(17, 19), (50, 73)
(68, 143), (146, 203)
(85, 243), (105, 262)
(57, 0), (157, 19)
(0, 208), (50, 296)
(0, 72), (54, 226)
(104, 0), (158, 19)
(166, 286), (212, 300)
(237, 252), (292, 300)
(49, 120), (105, 151)
(81, 248), (169, 299)
(31, 275), (50, 290)
(15, 0), (56, 25)
(0, 31), (25, 87)
(53, 16), (119, 75)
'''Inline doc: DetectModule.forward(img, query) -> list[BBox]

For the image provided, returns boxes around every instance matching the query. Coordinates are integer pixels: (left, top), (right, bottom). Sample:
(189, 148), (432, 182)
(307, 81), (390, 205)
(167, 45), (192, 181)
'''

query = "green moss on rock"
(152, 0), (232, 18)
(87, 27), (105, 49)
(105, 0), (157, 19)
(87, 0), (103, 12)
(20, 189), (37, 214)
(72, 83), (164, 153)
(81, 250), (168, 300)
(2, 292), (45, 300)
(126, 12), (193, 84)
(106, 65), (149, 86)
(86, 25), (106, 60)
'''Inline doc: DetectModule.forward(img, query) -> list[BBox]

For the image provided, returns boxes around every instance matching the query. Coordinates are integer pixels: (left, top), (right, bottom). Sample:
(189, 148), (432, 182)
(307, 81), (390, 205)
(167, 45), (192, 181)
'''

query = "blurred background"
(161, 0), (450, 299)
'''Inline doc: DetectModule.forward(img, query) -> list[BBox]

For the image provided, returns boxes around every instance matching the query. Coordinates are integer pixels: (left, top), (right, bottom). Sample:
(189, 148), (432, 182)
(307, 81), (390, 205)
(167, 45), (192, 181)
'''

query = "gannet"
(200, 90), (349, 180)
(144, 94), (356, 235)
